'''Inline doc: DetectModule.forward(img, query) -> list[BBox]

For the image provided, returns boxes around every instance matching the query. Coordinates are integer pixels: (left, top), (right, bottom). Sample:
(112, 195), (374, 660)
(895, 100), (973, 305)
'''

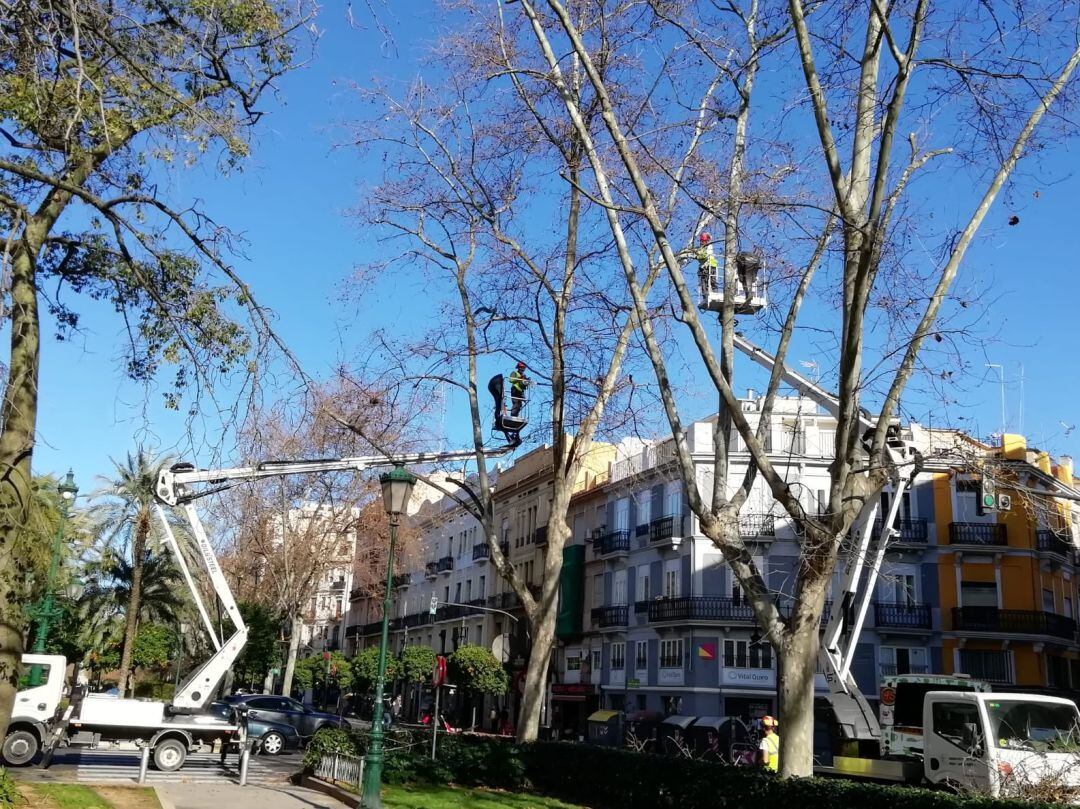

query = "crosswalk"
(42, 749), (295, 785)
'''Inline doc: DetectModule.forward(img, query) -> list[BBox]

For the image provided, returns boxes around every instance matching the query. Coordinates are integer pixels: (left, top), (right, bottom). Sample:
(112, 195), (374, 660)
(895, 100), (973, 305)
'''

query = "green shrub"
(302, 727), (365, 771)
(0, 767), (19, 808)
(383, 734), (1064, 809)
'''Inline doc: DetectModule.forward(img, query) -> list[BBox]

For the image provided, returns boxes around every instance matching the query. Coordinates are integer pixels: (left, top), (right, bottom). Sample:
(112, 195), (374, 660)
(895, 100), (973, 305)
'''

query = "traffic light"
(977, 476), (997, 516)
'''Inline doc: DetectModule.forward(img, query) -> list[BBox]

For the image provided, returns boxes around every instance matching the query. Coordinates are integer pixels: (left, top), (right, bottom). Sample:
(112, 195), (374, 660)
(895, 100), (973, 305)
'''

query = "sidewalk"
(156, 782), (351, 809)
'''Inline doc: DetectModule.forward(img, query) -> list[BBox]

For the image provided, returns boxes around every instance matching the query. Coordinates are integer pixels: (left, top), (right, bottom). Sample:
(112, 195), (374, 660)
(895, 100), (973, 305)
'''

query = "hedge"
(371, 735), (1065, 809)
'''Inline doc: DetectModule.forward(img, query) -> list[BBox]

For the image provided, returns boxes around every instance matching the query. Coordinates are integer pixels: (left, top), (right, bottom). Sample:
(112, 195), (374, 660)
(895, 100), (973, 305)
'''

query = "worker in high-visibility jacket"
(757, 715), (780, 772)
(509, 361), (530, 416)
(695, 232), (718, 298)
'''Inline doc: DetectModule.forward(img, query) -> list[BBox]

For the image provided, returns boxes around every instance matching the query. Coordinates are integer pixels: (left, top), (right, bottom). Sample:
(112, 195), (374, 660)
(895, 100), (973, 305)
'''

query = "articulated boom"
(733, 334), (922, 742)
(154, 446), (506, 713)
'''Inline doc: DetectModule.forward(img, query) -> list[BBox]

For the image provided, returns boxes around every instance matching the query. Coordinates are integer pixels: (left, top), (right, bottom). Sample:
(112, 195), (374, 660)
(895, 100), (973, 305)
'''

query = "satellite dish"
(491, 633), (508, 662)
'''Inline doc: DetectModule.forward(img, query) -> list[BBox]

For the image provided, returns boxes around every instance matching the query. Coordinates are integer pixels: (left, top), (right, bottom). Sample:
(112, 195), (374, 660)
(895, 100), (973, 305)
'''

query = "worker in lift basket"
(756, 715), (780, 772)
(509, 361), (530, 417)
(695, 232), (718, 298)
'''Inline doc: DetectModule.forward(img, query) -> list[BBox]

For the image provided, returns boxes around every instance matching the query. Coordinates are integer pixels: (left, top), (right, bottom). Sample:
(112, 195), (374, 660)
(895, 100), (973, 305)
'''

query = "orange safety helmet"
(516, 361), (527, 369)
(699, 232), (712, 244)
(762, 715), (778, 728)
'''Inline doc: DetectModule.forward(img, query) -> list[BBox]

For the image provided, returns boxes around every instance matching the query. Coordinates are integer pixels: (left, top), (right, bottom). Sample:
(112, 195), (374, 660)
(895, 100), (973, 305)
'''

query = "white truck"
(734, 335), (1080, 795)
(3, 446), (504, 772)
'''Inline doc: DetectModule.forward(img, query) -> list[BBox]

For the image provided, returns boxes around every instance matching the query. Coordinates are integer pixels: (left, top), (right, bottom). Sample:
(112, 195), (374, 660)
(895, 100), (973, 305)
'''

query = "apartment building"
(925, 430), (1080, 690)
(345, 442), (614, 725)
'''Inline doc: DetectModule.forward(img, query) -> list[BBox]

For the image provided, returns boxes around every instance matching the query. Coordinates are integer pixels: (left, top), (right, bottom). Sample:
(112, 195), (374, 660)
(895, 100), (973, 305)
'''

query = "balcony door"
(880, 645), (927, 676)
(613, 570), (627, 606)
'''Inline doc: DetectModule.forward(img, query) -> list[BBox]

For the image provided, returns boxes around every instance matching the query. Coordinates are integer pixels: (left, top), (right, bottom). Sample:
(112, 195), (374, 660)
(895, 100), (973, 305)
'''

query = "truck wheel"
(2, 729), (39, 766)
(261, 731), (285, 756)
(153, 739), (187, 772)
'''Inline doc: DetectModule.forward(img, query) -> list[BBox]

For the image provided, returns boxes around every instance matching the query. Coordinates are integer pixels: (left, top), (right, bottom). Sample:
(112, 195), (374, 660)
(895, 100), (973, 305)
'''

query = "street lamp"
(361, 464), (416, 809)
(27, 470), (78, 686)
(173, 621), (190, 691)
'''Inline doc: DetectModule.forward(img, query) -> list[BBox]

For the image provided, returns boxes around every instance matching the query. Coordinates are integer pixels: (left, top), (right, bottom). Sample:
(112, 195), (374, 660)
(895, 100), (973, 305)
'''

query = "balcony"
(595, 529), (630, 557)
(874, 602), (932, 630)
(649, 515), (684, 549)
(635, 523), (650, 538)
(634, 600), (650, 615)
(473, 543), (491, 561)
(872, 518), (929, 544)
(499, 541), (510, 557)
(739, 514), (775, 538)
(591, 605), (629, 628)
(534, 525), (548, 547)
(349, 586), (365, 602)
(437, 556), (454, 574)
(648, 596), (754, 623)
(425, 561), (438, 579)
(952, 606), (1077, 640)
(487, 592), (519, 610)
(1037, 530), (1075, 561)
(392, 573), (410, 588)
(949, 522), (1007, 546)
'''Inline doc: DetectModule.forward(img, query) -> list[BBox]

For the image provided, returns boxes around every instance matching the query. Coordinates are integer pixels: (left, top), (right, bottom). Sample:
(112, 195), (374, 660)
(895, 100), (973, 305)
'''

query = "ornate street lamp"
(27, 470), (79, 686)
(361, 465), (416, 809)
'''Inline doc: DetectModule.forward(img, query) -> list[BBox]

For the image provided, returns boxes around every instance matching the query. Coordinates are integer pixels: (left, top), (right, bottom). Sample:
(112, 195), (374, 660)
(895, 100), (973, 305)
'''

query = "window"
(880, 489), (912, 521)
(1066, 596), (1074, 620)
(479, 576), (486, 599)
(466, 580), (473, 601)
(637, 568), (650, 602)
(635, 641), (648, 671)
(567, 655), (582, 672)
(960, 581), (998, 608)
(931, 701), (983, 752)
(882, 571), (917, 607)
(666, 482), (682, 518)
(1043, 588), (1056, 613)
(592, 649), (601, 673)
(17, 662), (51, 689)
(611, 642), (626, 670)
(593, 574), (604, 609)
(474, 624), (483, 646)
(660, 639), (683, 669)
(613, 570), (627, 606)
(959, 649), (1013, 684)
(819, 431), (835, 459)
(455, 582), (462, 602)
(880, 646), (927, 675)
(638, 491), (651, 528)
(723, 639), (772, 669)
(615, 499), (629, 532)
(663, 560), (680, 598)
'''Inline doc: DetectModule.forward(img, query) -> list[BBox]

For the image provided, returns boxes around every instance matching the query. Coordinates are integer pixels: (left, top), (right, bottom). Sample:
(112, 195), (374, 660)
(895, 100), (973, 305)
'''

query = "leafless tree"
(504, 0), (1080, 775)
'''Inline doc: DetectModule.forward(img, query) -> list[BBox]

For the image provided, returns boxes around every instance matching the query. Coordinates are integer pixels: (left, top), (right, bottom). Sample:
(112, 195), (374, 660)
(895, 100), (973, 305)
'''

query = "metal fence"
(315, 752), (364, 792)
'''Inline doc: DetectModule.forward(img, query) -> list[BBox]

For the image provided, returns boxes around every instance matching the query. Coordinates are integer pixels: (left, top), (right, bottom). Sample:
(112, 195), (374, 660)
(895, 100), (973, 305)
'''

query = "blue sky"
(29, 5), (1080, 491)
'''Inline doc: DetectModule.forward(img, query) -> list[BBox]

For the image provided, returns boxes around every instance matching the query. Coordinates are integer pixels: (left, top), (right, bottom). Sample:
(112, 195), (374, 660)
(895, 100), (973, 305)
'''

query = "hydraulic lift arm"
(153, 446), (508, 713)
(733, 334), (921, 743)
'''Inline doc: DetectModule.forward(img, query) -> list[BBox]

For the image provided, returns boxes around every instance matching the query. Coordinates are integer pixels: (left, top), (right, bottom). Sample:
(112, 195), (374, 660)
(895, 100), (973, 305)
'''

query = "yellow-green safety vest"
(761, 733), (779, 772)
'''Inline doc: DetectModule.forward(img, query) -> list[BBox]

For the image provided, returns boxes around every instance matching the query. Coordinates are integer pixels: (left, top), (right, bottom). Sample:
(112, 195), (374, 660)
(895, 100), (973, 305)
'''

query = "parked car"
(207, 702), (300, 755)
(223, 694), (346, 739)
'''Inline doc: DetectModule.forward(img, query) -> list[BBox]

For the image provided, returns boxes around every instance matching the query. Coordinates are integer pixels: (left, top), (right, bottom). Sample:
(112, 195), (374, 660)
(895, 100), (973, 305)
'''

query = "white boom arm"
(733, 334), (921, 742)
(154, 446), (505, 712)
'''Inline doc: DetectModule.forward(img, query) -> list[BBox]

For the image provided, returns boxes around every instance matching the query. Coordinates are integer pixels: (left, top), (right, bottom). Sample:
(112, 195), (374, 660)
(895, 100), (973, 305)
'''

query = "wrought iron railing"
(425, 561), (438, 577)
(649, 515), (683, 543)
(591, 605), (629, 628)
(534, 525), (548, 546)
(596, 530), (630, 556)
(437, 556), (454, 573)
(739, 514), (775, 537)
(1037, 529), (1075, 559)
(648, 596), (754, 623)
(952, 606), (1076, 640)
(948, 522), (1007, 546)
(874, 602), (931, 629)
(473, 543), (490, 561)
(873, 518), (929, 544)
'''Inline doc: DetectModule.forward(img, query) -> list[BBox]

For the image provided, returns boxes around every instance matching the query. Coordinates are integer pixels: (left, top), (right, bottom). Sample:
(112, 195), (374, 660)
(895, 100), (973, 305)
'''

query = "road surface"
(12, 748), (302, 785)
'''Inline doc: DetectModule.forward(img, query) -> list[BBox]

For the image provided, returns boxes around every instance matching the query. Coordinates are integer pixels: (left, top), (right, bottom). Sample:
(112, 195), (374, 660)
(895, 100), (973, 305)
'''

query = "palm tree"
(93, 449), (169, 696)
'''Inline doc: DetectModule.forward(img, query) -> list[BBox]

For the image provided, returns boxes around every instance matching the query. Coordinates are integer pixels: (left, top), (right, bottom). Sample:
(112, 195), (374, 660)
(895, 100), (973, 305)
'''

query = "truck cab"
(3, 653), (66, 765)
(923, 691), (1080, 797)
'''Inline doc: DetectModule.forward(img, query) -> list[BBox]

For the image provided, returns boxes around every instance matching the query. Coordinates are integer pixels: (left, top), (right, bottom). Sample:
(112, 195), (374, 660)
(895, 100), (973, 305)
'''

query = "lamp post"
(173, 621), (189, 691)
(361, 464), (416, 809)
(27, 470), (78, 686)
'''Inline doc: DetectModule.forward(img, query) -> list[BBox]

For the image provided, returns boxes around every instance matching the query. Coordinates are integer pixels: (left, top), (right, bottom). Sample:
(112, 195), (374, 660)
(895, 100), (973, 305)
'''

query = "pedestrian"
(391, 693), (402, 722)
(509, 362), (530, 417)
(489, 706), (499, 733)
(756, 715), (780, 772)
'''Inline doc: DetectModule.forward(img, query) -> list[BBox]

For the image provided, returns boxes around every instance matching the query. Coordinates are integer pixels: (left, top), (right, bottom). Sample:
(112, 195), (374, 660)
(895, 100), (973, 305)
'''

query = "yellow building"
(929, 430), (1080, 691)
